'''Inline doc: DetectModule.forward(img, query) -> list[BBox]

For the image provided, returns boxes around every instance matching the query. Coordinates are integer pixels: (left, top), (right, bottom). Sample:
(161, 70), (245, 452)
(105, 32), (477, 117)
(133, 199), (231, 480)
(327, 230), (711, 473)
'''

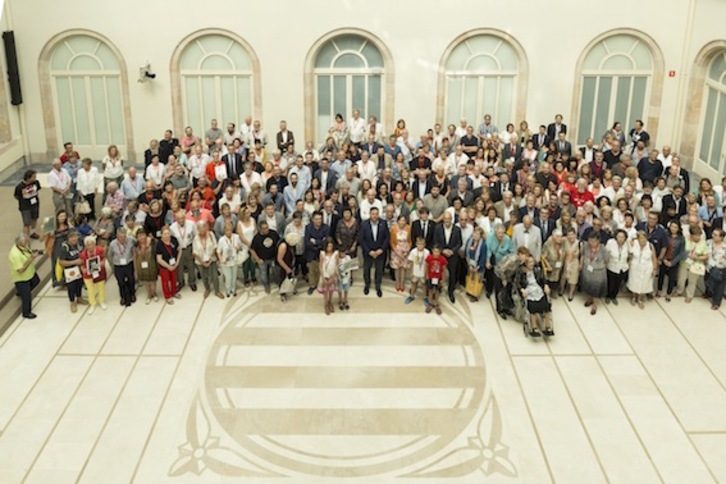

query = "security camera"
(138, 62), (156, 83)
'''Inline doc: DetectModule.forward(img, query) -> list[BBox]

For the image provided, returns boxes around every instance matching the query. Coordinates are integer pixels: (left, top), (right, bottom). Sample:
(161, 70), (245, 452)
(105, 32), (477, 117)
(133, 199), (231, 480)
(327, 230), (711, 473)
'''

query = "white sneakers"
(99, 303), (108, 310)
(88, 306), (95, 315)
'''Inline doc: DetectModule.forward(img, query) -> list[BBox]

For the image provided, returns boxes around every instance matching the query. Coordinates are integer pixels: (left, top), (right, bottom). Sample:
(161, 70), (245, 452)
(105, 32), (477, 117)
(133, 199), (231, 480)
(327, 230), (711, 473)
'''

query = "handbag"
(689, 262), (706, 276)
(280, 276), (297, 294)
(465, 271), (483, 297)
(63, 266), (82, 282)
(75, 200), (92, 215)
(235, 250), (249, 265)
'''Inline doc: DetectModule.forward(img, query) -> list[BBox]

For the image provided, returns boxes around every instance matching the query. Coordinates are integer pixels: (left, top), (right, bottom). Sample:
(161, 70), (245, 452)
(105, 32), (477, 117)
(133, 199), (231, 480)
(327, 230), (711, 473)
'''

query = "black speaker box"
(3, 31), (22, 105)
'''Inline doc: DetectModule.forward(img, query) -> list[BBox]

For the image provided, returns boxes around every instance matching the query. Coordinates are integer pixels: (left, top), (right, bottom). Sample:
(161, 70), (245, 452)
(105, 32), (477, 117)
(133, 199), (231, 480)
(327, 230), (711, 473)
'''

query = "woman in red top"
(156, 227), (182, 304)
(79, 236), (108, 314)
(425, 245), (447, 315)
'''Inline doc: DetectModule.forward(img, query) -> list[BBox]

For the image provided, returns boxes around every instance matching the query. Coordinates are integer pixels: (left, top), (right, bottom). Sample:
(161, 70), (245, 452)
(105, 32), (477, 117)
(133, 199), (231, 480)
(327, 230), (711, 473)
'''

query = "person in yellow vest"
(9, 234), (41, 319)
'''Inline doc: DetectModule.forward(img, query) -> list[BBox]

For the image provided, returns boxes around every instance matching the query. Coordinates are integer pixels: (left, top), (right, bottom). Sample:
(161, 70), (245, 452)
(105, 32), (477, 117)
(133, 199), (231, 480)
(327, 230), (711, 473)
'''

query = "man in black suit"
(359, 207), (390, 297)
(535, 206), (555, 243)
(276, 120), (294, 153)
(411, 207), (435, 250)
(222, 143), (244, 179)
(313, 158), (338, 196)
(502, 141), (522, 162)
(411, 171), (432, 200)
(518, 194), (540, 221)
(360, 134), (379, 156)
(321, 198), (340, 234)
(661, 185), (688, 218)
(489, 173), (512, 203)
(159, 129), (179, 164)
(547, 114), (567, 141)
(554, 132), (572, 157)
(532, 125), (551, 150)
(433, 211), (463, 303)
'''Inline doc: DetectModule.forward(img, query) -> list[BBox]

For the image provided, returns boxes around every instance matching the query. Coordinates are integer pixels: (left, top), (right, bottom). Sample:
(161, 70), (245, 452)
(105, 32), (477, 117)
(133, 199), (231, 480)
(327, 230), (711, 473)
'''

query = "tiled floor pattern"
(0, 279), (724, 483)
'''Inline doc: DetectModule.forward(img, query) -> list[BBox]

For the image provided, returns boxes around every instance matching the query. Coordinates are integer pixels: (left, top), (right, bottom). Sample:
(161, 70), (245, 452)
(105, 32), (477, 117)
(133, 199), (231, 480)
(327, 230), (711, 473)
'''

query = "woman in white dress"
(627, 230), (658, 308)
(236, 206), (257, 287)
(217, 223), (242, 297)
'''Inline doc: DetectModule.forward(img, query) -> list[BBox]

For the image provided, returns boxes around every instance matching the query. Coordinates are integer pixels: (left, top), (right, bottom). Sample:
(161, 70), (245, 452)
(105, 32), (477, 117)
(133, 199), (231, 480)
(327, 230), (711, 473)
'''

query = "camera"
(32, 249), (44, 255)
(138, 62), (156, 83)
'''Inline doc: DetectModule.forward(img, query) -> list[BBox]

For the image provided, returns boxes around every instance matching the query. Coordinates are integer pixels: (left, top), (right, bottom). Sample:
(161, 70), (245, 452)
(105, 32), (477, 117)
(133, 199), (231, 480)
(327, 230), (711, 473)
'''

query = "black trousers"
(66, 279), (83, 302)
(706, 269), (726, 307)
(493, 274), (513, 313)
(484, 267), (495, 295)
(657, 263), (678, 295)
(363, 255), (385, 290)
(606, 269), (628, 299)
(445, 253), (460, 296)
(114, 263), (136, 303)
(15, 273), (40, 316)
(294, 255), (308, 278)
(83, 193), (96, 220)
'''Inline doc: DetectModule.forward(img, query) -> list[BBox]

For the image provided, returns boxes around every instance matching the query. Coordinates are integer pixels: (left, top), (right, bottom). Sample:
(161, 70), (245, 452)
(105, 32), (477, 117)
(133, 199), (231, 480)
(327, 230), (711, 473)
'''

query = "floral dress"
(390, 225), (411, 270)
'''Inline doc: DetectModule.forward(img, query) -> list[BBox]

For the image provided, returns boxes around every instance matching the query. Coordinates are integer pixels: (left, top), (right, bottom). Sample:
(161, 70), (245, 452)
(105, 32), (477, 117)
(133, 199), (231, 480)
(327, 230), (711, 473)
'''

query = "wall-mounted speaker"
(3, 31), (22, 105)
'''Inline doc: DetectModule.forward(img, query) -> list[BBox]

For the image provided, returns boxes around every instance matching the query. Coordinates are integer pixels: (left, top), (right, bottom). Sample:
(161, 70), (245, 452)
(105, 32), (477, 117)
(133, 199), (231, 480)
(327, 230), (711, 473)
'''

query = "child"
(337, 252), (352, 310)
(318, 237), (338, 315)
(405, 236), (430, 305)
(425, 244), (447, 315)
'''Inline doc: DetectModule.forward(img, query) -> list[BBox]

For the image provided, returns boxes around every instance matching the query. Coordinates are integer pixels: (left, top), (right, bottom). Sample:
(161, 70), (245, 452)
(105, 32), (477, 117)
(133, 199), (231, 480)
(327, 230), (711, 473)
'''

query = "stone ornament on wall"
(169, 289), (516, 479)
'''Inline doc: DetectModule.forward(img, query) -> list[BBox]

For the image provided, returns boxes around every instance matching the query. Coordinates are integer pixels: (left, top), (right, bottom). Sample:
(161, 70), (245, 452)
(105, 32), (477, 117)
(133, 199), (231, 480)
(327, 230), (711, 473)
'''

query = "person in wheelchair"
(517, 255), (554, 337)
(493, 245), (530, 319)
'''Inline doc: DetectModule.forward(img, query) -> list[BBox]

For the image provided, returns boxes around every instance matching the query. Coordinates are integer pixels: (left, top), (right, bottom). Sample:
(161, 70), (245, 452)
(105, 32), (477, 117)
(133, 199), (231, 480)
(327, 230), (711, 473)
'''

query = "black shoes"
(364, 287), (370, 295)
(543, 328), (555, 336)
(190, 285), (197, 292)
(376, 289), (382, 298)
(449, 293), (455, 304)
(24, 313), (37, 319)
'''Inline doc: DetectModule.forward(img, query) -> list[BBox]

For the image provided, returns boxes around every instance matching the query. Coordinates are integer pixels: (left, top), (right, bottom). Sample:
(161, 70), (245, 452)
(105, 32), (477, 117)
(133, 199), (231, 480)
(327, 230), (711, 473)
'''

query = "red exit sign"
(669, 70), (676, 77)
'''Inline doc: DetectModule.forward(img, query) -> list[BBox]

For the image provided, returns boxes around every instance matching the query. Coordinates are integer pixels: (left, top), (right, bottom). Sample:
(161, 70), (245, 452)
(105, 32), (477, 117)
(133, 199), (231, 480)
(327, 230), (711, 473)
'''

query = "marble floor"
(0, 277), (725, 484)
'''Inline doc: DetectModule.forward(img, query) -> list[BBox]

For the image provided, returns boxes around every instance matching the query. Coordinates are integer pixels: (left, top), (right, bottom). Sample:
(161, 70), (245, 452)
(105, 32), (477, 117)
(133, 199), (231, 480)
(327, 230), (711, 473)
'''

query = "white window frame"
(180, 37), (254, 136)
(696, 51), (726, 177)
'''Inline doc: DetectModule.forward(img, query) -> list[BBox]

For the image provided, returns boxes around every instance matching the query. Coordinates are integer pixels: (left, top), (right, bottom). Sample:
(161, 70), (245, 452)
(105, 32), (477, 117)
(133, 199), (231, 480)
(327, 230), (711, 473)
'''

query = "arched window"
(313, 33), (384, 143)
(576, 33), (656, 145)
(443, 34), (521, 127)
(177, 33), (256, 136)
(697, 51), (726, 173)
(48, 34), (126, 156)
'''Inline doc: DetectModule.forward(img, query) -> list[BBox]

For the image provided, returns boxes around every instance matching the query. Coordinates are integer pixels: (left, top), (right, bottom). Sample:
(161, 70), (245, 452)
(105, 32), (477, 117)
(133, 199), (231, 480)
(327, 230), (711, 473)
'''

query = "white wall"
(3, 0), (725, 173)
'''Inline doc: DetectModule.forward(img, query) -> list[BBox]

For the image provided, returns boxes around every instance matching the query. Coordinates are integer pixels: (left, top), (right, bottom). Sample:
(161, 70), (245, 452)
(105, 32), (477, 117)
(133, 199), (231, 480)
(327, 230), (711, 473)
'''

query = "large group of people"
(10, 110), (726, 331)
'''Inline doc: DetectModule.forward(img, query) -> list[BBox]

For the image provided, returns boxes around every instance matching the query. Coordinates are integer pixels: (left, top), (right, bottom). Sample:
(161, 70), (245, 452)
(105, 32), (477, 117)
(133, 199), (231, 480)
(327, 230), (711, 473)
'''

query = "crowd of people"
(10, 111), (726, 332)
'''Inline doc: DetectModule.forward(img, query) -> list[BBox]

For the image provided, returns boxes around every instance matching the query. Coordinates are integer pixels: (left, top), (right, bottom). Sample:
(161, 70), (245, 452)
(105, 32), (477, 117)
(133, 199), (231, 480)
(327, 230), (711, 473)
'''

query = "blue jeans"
(258, 260), (275, 289)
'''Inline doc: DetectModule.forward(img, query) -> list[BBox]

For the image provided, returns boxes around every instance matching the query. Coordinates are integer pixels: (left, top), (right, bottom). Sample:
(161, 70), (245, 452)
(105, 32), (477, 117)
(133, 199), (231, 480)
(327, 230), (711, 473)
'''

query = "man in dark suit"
(159, 129), (179, 164)
(360, 134), (380, 156)
(661, 185), (688, 218)
(411, 171), (432, 200)
(411, 207), (435, 250)
(313, 158), (338, 196)
(535, 206), (555, 243)
(489, 173), (512, 203)
(532, 125), (551, 150)
(554, 132), (572, 157)
(359, 207), (390, 297)
(321, 199), (340, 235)
(547, 114), (567, 141)
(276, 120), (295, 153)
(518, 194), (540, 221)
(222, 144), (244, 179)
(433, 211), (463, 303)
(502, 142), (522, 162)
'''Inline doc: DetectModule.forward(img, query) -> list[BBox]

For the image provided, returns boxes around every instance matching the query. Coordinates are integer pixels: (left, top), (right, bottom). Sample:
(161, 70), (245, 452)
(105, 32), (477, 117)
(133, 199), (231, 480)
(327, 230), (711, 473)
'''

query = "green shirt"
(9, 245), (35, 283)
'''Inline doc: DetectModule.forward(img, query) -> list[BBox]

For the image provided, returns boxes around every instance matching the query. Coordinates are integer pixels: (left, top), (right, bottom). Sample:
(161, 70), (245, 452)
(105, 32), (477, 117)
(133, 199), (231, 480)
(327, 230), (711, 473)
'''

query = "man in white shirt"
(121, 166), (145, 205)
(240, 162), (262, 195)
(359, 188), (383, 221)
(512, 215), (542, 261)
(248, 120), (268, 147)
(447, 144), (469, 170)
(455, 118), (468, 138)
(239, 115), (253, 143)
(283, 173), (304, 215)
(76, 158), (101, 219)
(367, 116), (385, 143)
(170, 209), (198, 291)
(580, 137), (596, 163)
(657, 145), (673, 169)
(48, 158), (73, 215)
(348, 109), (367, 145)
(335, 168), (360, 198)
(302, 141), (320, 162)
(601, 176), (624, 202)
(357, 150), (377, 182)
(187, 145), (210, 186)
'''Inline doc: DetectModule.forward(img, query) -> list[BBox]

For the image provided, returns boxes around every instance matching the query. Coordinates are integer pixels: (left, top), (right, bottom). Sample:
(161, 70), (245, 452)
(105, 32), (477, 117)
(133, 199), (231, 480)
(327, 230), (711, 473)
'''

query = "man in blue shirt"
(304, 211), (329, 295)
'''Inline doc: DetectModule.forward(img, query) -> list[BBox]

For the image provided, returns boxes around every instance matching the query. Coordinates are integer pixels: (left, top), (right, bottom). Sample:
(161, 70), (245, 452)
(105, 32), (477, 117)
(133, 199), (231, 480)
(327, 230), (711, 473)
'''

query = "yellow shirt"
(9, 245), (35, 283)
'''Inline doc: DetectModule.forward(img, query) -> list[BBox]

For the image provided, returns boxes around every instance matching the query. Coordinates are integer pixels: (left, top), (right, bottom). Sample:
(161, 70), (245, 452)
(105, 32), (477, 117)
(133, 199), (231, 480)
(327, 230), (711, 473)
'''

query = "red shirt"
(569, 188), (595, 208)
(80, 246), (107, 282)
(60, 151), (80, 164)
(425, 254), (447, 281)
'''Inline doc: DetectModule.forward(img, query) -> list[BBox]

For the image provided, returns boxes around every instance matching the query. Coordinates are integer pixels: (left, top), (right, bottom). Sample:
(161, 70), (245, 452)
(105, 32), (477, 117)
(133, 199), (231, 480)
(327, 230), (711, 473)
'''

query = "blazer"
(547, 123), (568, 141)
(433, 223), (463, 255)
(494, 200), (517, 222)
(321, 212), (340, 235)
(257, 212), (287, 236)
(661, 194), (688, 218)
(222, 153), (244, 178)
(411, 178), (433, 198)
(532, 133), (551, 150)
(360, 142), (380, 156)
(554, 140), (572, 157)
(517, 206), (540, 221)
(313, 168), (339, 193)
(511, 223), (543, 260)
(451, 174), (474, 192)
(535, 217), (556, 243)
(276, 130), (295, 152)
(502, 143), (522, 161)
(411, 219), (435, 249)
(359, 219), (390, 255)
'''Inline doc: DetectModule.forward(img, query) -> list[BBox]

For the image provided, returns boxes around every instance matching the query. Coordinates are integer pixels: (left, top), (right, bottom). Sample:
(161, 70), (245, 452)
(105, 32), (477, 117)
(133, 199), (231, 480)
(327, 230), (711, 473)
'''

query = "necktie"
(423, 222), (427, 238)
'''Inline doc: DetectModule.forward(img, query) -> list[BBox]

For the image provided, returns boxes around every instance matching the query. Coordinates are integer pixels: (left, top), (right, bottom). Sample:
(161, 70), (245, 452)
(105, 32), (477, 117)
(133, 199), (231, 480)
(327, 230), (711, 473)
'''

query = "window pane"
(201, 55), (233, 71)
(333, 35), (364, 53)
(68, 36), (100, 56)
(496, 42), (518, 70)
(446, 44), (470, 71)
(55, 77), (75, 143)
(181, 43), (204, 70)
(315, 42), (337, 68)
(317, 76), (331, 115)
(710, 92), (726, 172)
(481, 77), (497, 122)
(220, 76), (236, 125)
(51, 44), (73, 70)
(463, 76), (479, 127)
(367, 75), (381, 119)
(361, 42), (383, 68)
(333, 75), (347, 119)
(613, 76), (632, 128)
(498, 77), (514, 126)
(593, 77), (612, 141)
(602, 55), (634, 71)
(699, 88), (717, 163)
(184, 77), (201, 136)
(228, 43), (252, 70)
(466, 36), (500, 55)
(201, 76), (217, 133)
(352, 76), (366, 118)
(334, 53), (365, 69)
(71, 77), (91, 145)
(446, 77), (462, 125)
(583, 43), (608, 70)
(631, 43), (653, 70)
(578, 77), (597, 145)
(90, 77), (109, 145)
(70, 55), (102, 71)
(467, 55), (498, 72)
(630, 77), (647, 129)
(709, 53), (726, 83)
(200, 35), (234, 55)
(106, 77), (125, 145)
(603, 35), (636, 56)
(236, 76), (252, 121)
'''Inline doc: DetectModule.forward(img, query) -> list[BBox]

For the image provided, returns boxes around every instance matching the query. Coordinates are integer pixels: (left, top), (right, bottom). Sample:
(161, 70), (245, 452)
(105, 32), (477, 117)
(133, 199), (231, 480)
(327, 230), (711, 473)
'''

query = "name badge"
(156, 230), (161, 238)
(169, 257), (176, 266)
(432, 278), (439, 285)
(119, 258), (127, 266)
(555, 261), (562, 268)
(30, 197), (37, 205)
(141, 261), (149, 269)
(587, 265), (594, 273)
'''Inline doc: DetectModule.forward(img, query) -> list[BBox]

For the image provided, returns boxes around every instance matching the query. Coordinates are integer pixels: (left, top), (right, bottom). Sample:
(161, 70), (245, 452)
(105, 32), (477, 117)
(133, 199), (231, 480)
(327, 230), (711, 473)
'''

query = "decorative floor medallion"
(170, 291), (516, 479)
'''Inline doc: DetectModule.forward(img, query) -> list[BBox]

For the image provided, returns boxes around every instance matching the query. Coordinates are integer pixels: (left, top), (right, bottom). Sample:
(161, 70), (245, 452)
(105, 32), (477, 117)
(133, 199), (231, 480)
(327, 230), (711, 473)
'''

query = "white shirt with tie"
(371, 221), (379, 241)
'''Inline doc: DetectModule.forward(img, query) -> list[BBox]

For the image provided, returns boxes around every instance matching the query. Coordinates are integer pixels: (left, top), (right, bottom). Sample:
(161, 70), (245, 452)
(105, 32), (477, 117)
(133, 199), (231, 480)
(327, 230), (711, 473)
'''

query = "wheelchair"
(512, 289), (555, 340)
